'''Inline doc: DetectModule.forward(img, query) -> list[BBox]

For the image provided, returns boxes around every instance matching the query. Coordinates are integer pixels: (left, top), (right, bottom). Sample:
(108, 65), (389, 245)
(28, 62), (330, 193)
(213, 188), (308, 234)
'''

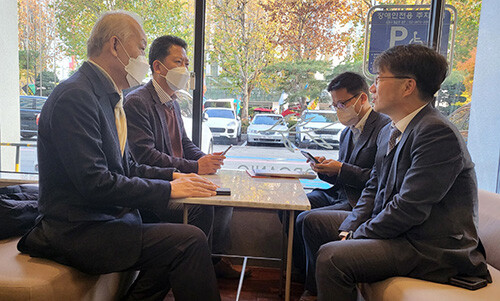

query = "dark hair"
(327, 72), (369, 97)
(374, 44), (448, 101)
(148, 35), (187, 72)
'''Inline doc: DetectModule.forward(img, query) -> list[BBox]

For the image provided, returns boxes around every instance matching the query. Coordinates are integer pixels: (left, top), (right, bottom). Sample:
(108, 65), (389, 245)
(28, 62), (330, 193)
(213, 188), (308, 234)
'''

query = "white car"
(204, 107), (242, 144)
(247, 114), (289, 145)
(295, 110), (345, 148)
(175, 90), (214, 154)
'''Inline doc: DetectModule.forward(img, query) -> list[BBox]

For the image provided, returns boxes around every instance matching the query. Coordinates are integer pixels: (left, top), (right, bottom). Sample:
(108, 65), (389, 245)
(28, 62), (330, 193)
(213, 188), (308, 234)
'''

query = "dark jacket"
(340, 104), (489, 282)
(124, 81), (205, 173)
(18, 62), (175, 274)
(318, 110), (390, 208)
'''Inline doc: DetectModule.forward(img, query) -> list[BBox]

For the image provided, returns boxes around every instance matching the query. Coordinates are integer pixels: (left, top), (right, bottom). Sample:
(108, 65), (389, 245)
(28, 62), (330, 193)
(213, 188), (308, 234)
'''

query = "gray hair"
(87, 10), (143, 58)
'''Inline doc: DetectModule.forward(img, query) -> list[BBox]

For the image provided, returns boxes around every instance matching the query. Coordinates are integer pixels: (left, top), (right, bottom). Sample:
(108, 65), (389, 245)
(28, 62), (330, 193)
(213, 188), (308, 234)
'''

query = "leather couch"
(359, 189), (500, 300)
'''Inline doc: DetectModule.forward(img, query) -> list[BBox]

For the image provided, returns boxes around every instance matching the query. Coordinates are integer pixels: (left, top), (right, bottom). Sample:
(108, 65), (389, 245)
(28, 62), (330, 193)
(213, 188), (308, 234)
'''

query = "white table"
(172, 169), (311, 301)
(0, 172), (38, 188)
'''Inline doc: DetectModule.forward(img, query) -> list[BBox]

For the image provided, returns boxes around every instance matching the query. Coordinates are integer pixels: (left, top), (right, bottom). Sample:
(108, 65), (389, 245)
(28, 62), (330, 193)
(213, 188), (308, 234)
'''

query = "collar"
(88, 60), (122, 98)
(393, 104), (427, 134)
(351, 107), (372, 133)
(152, 78), (176, 105)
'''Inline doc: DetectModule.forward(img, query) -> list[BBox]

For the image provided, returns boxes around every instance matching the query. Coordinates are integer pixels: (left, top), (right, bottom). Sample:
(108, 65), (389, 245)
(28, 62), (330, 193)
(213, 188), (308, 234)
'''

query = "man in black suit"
(299, 45), (489, 301)
(294, 72), (389, 278)
(17, 11), (220, 300)
(305, 72), (390, 211)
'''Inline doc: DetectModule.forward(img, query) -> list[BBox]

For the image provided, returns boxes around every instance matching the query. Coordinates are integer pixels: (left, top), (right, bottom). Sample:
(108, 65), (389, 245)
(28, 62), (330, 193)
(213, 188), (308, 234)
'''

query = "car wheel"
(298, 141), (308, 148)
(21, 132), (35, 139)
(231, 137), (239, 145)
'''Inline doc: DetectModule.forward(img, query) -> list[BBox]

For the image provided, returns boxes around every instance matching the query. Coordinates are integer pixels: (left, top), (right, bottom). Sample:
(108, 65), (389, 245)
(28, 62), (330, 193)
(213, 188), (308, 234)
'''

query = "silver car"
(247, 114), (289, 145)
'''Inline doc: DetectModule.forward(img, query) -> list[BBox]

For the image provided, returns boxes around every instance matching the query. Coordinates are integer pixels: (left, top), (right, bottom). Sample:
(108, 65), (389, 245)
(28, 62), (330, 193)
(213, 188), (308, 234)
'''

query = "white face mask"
(158, 61), (190, 91)
(336, 94), (362, 127)
(116, 39), (149, 87)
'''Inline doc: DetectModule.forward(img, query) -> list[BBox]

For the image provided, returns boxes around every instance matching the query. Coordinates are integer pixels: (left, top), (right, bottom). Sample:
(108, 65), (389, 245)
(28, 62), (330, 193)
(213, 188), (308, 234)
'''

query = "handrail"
(0, 142), (37, 172)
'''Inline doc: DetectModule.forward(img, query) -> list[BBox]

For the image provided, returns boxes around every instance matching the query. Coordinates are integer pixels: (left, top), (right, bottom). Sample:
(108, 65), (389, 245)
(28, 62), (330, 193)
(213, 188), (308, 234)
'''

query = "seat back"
(478, 189), (500, 270)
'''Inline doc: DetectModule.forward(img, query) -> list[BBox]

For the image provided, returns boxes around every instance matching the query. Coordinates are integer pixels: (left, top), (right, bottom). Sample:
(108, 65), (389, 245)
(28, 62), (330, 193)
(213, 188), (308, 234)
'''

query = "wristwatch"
(339, 231), (354, 240)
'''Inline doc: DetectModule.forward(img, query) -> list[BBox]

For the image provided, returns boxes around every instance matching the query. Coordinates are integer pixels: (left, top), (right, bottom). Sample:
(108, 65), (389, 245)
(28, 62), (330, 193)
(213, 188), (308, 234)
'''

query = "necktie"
(387, 126), (401, 154)
(351, 127), (361, 144)
(114, 97), (127, 156)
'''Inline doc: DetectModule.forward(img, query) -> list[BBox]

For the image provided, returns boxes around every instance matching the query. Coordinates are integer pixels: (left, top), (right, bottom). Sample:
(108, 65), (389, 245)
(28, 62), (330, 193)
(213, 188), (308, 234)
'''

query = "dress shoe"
(214, 257), (252, 279)
(298, 290), (317, 301)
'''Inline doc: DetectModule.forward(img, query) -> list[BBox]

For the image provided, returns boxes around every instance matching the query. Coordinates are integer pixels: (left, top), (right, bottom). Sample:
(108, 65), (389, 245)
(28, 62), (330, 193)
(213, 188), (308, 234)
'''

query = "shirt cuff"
(337, 162), (343, 177)
(339, 231), (350, 239)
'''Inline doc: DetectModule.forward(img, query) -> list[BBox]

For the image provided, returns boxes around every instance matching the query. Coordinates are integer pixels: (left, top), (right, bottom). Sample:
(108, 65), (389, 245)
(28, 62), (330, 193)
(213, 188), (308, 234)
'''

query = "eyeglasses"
(330, 93), (361, 110)
(373, 75), (414, 86)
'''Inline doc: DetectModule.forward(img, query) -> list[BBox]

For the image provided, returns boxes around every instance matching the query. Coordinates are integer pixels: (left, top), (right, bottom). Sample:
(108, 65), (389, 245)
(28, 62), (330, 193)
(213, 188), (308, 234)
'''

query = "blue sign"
(368, 10), (451, 74)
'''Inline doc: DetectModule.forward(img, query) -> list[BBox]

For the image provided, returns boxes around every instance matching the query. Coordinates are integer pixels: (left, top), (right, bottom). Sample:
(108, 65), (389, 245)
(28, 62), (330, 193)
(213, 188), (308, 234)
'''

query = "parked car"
(175, 90), (214, 154)
(295, 110), (345, 148)
(20, 95), (47, 138)
(204, 99), (236, 111)
(247, 114), (289, 145)
(204, 107), (242, 144)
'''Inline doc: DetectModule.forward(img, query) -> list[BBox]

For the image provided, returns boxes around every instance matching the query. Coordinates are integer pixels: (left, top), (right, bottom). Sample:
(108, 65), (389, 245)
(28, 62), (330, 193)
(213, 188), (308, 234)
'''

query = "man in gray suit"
(17, 11), (220, 300)
(299, 44), (490, 301)
(125, 35), (246, 278)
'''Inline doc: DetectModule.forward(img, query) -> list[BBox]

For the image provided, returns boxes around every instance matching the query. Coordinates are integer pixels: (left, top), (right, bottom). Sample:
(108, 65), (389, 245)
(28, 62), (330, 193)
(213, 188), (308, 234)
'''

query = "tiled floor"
(165, 266), (304, 301)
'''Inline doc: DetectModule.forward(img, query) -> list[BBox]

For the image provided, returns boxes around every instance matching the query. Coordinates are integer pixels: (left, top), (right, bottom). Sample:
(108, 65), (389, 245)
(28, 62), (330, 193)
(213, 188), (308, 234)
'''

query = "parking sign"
(367, 9), (452, 75)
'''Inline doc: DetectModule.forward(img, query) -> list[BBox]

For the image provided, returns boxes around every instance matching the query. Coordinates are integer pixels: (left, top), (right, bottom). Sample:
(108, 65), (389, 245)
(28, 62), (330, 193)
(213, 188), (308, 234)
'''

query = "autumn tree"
(206, 0), (277, 120)
(18, 0), (59, 95)
(55, 0), (193, 61)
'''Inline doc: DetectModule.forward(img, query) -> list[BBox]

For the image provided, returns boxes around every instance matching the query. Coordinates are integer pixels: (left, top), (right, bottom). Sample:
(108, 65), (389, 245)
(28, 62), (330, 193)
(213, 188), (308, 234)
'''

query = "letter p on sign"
(389, 26), (408, 48)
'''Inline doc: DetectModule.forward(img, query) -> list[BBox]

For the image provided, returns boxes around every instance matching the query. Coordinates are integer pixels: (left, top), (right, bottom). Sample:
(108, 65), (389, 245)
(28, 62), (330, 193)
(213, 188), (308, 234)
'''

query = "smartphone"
(216, 187), (231, 196)
(449, 276), (488, 290)
(220, 144), (233, 156)
(300, 150), (319, 164)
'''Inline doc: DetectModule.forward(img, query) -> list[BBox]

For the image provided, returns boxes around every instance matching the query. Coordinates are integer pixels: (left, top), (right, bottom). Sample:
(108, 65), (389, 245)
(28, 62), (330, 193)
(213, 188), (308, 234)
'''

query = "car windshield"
(253, 115), (283, 125)
(302, 112), (338, 123)
(206, 109), (235, 119)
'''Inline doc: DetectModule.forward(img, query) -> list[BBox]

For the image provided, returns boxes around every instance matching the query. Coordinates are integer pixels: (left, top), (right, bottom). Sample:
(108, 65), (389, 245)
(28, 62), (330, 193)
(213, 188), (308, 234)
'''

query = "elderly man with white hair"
(17, 10), (221, 301)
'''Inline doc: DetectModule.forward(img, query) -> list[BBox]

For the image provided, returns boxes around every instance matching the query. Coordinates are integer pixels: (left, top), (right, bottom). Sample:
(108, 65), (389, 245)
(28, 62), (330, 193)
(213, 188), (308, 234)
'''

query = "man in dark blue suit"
(17, 11), (220, 301)
(294, 72), (389, 280)
(305, 72), (390, 211)
(300, 45), (490, 301)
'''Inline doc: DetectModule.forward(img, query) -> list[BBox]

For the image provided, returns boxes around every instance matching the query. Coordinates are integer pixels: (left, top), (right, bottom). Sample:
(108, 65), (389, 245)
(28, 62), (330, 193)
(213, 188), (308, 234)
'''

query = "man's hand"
(312, 159), (342, 177)
(170, 173), (218, 198)
(197, 153), (225, 175)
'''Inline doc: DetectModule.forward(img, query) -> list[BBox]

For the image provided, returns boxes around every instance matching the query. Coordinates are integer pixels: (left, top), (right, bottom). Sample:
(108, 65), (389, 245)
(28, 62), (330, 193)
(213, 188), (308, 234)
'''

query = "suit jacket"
(18, 62), (176, 274)
(318, 110), (390, 208)
(124, 81), (205, 173)
(340, 104), (489, 282)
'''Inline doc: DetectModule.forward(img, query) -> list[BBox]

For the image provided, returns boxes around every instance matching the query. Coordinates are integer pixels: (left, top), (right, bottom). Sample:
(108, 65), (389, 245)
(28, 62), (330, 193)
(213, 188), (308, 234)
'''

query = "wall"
(468, 0), (500, 193)
(0, 0), (20, 171)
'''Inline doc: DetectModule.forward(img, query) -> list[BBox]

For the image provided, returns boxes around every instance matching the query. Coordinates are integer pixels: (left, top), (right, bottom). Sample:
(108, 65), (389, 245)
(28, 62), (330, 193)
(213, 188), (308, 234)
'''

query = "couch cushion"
(360, 265), (500, 301)
(478, 189), (500, 271)
(0, 238), (135, 301)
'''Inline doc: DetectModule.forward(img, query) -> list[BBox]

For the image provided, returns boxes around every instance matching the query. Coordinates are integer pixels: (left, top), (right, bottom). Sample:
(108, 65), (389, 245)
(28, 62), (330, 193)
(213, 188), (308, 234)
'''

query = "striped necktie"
(114, 97), (127, 156)
(387, 126), (401, 155)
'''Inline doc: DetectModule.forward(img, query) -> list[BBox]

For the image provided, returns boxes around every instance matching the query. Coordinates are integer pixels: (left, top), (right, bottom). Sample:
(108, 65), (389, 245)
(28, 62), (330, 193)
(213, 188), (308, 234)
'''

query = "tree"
(262, 0), (351, 60)
(54, 0), (194, 60)
(18, 0), (59, 95)
(265, 60), (330, 113)
(206, 0), (277, 120)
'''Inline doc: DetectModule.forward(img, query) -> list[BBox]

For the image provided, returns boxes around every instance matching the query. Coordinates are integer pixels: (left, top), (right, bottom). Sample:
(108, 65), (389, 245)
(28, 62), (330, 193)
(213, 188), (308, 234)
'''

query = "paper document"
(247, 169), (316, 179)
